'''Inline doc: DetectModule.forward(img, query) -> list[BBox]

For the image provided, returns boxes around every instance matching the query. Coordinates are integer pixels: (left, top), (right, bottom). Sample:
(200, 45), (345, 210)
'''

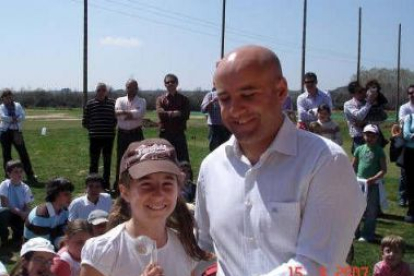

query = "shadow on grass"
(378, 213), (405, 222)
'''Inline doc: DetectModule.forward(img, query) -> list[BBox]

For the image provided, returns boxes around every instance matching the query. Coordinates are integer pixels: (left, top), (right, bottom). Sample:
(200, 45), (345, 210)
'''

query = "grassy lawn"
(0, 109), (413, 272)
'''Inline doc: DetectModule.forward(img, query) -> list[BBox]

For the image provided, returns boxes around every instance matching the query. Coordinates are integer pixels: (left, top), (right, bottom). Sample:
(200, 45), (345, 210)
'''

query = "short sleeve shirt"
(0, 179), (33, 210)
(354, 144), (385, 179)
(81, 224), (197, 276)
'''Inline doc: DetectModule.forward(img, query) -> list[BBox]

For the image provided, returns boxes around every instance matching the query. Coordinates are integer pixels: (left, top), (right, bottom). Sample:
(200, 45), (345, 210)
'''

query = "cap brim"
(128, 160), (182, 180)
(21, 248), (57, 257)
(90, 217), (109, 226)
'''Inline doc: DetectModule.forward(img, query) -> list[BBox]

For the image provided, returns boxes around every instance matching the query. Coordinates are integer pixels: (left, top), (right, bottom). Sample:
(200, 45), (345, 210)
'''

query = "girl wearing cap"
(10, 237), (57, 276)
(80, 138), (210, 276)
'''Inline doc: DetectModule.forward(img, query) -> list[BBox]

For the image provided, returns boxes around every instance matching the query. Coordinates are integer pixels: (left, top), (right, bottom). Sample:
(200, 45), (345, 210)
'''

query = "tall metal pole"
(300, 0), (307, 93)
(83, 0), (88, 107)
(220, 0), (226, 58)
(357, 7), (362, 83)
(396, 23), (402, 122)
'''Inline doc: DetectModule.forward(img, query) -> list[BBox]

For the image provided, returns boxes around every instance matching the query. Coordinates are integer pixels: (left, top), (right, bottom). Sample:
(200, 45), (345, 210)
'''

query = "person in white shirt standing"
(113, 79), (146, 194)
(0, 89), (37, 184)
(195, 45), (366, 276)
(296, 72), (332, 129)
(397, 84), (414, 207)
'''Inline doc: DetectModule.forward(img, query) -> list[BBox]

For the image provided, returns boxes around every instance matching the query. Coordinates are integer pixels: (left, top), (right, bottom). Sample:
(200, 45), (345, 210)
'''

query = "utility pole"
(396, 23), (402, 122)
(83, 0), (88, 107)
(220, 0), (226, 58)
(300, 0), (307, 93)
(357, 7), (362, 83)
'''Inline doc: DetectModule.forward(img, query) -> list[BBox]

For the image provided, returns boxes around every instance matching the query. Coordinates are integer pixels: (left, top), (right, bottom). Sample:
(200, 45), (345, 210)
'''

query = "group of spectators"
(0, 45), (413, 276)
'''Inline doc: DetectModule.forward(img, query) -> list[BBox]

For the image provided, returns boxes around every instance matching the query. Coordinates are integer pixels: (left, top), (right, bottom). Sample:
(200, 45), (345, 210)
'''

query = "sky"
(0, 0), (413, 92)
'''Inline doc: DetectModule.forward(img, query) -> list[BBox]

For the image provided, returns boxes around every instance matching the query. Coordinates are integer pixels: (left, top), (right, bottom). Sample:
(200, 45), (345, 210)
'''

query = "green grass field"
(0, 109), (413, 273)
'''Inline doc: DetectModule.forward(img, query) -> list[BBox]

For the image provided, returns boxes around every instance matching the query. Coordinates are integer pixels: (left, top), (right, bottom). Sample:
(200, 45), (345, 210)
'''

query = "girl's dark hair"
(9, 251), (34, 276)
(45, 177), (74, 202)
(317, 104), (331, 114)
(109, 171), (210, 261)
(366, 79), (381, 92)
(65, 219), (92, 239)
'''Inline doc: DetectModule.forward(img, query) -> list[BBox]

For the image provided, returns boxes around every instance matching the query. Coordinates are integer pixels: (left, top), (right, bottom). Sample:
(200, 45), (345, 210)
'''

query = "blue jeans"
(361, 184), (379, 241)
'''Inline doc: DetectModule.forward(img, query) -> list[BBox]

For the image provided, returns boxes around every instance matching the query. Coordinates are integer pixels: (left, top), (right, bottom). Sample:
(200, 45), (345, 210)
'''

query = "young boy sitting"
(0, 160), (34, 247)
(24, 177), (74, 248)
(352, 124), (387, 242)
(68, 173), (112, 221)
(373, 235), (412, 276)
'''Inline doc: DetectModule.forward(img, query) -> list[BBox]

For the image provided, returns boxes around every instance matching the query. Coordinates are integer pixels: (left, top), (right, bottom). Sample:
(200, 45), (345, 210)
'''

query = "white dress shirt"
(195, 117), (366, 276)
(398, 101), (414, 124)
(115, 95), (146, 130)
(68, 193), (112, 221)
(0, 101), (25, 131)
(297, 89), (332, 123)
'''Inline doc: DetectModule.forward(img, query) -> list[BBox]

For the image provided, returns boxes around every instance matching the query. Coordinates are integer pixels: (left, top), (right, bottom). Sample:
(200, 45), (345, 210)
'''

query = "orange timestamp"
(289, 265), (369, 276)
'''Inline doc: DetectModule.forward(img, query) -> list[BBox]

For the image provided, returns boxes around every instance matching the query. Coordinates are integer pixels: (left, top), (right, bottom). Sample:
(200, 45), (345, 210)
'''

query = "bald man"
(195, 45), (366, 276)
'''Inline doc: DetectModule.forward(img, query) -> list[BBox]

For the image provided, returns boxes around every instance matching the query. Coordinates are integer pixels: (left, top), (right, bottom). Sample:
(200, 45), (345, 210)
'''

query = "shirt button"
(245, 199), (252, 207)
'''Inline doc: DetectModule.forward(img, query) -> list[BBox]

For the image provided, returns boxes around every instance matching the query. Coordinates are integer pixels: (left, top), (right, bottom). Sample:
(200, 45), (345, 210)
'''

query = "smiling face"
(382, 246), (403, 268)
(317, 109), (330, 123)
(214, 46), (287, 157)
(120, 172), (179, 224)
(25, 251), (56, 276)
(8, 166), (24, 184)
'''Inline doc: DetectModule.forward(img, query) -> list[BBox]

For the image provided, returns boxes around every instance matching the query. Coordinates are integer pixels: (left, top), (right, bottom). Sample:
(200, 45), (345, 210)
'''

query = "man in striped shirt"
(82, 83), (117, 191)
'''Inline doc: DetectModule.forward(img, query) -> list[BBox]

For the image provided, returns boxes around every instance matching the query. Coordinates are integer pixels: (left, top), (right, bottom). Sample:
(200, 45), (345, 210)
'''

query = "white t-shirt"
(81, 223), (198, 276)
(0, 179), (33, 210)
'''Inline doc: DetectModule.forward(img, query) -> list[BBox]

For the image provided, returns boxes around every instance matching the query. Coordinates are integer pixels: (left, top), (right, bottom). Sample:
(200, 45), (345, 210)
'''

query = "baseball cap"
(119, 138), (182, 180)
(363, 124), (379, 134)
(20, 237), (57, 257)
(87, 209), (109, 226)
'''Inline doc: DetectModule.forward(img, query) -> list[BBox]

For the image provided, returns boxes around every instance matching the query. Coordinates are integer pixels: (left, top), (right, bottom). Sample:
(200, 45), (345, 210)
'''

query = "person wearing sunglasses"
(296, 72), (333, 129)
(155, 74), (190, 162)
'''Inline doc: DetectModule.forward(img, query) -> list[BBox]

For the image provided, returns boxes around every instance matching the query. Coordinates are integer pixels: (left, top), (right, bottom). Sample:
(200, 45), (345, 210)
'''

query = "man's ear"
(275, 77), (288, 102)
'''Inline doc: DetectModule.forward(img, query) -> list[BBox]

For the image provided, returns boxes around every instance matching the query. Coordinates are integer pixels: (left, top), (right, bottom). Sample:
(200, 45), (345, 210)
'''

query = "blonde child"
(10, 237), (57, 276)
(373, 235), (412, 276)
(316, 104), (343, 145)
(80, 138), (210, 276)
(52, 219), (92, 276)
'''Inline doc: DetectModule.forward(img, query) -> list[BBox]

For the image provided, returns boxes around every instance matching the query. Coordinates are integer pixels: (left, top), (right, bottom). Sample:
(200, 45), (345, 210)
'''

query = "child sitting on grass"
(0, 160), (34, 247)
(373, 235), (412, 276)
(24, 177), (74, 248)
(352, 124), (387, 243)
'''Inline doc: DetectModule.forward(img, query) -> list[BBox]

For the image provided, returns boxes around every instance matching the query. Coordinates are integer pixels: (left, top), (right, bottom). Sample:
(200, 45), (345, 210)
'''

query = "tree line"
(10, 68), (414, 111)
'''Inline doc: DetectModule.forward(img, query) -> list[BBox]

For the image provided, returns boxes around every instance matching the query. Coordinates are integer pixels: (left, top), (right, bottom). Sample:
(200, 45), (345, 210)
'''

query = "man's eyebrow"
(239, 85), (256, 91)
